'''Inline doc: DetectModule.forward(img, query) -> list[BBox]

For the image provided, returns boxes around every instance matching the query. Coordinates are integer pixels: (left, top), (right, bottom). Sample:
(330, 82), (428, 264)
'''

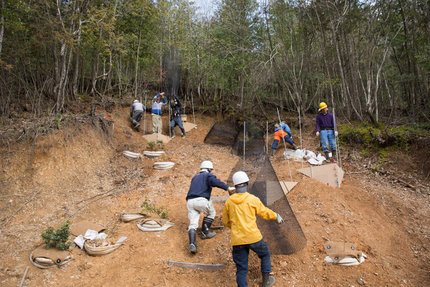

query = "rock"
(357, 278), (366, 285)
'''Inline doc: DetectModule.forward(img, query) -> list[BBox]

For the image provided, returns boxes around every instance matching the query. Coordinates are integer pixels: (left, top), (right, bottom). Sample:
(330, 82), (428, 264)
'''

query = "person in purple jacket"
(186, 160), (234, 254)
(315, 102), (338, 162)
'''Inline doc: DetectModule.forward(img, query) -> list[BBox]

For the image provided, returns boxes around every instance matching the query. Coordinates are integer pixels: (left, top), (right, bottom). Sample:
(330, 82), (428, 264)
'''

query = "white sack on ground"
(284, 149), (326, 165)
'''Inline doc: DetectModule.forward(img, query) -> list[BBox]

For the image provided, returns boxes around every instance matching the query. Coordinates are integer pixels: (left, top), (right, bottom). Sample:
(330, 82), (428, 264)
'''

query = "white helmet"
(133, 100), (138, 103)
(200, 160), (214, 170)
(233, 171), (249, 186)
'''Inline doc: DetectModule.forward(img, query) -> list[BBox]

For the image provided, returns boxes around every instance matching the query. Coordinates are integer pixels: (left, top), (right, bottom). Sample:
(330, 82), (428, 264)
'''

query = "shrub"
(41, 221), (73, 250)
(141, 199), (169, 219)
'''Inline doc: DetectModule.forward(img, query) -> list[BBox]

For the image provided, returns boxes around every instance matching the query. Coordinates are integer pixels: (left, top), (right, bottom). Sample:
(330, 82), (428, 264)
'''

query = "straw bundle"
(121, 213), (146, 222)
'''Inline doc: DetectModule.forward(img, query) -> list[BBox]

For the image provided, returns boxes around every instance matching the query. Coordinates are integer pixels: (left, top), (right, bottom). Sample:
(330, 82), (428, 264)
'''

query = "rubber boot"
(171, 129), (175, 138)
(181, 128), (186, 137)
(270, 149), (275, 159)
(201, 217), (216, 239)
(188, 229), (198, 254)
(262, 273), (276, 287)
(292, 144), (298, 150)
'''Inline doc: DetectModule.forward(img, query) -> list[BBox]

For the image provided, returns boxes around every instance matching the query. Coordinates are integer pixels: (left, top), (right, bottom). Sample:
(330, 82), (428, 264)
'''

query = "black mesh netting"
(205, 121), (306, 255)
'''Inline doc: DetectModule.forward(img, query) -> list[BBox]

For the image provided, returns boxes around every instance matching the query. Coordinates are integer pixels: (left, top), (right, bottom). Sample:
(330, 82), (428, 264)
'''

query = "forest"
(0, 0), (429, 124)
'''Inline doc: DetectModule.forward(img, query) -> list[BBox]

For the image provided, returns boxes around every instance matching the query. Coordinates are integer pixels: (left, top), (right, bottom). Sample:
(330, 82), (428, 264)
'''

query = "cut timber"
(183, 122), (197, 133)
(298, 163), (344, 188)
(167, 260), (226, 270)
(142, 133), (171, 144)
(280, 181), (298, 195)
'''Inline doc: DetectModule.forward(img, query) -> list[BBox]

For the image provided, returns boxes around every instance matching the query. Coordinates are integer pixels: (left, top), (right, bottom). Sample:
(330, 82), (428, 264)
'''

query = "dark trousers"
(232, 238), (271, 287)
(131, 110), (143, 126)
(170, 116), (185, 135)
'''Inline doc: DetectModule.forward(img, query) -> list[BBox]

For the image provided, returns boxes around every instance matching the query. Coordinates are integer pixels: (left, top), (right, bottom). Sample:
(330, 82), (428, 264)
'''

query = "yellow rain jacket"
(223, 192), (277, 246)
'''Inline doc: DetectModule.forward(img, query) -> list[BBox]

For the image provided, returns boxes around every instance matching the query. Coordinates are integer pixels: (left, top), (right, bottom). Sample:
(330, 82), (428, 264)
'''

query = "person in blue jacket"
(186, 160), (234, 254)
(151, 92), (166, 133)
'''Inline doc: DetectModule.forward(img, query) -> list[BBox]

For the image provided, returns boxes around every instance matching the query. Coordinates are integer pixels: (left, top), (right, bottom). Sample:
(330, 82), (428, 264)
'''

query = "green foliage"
(147, 140), (164, 151)
(339, 122), (429, 162)
(41, 221), (72, 250)
(141, 199), (169, 219)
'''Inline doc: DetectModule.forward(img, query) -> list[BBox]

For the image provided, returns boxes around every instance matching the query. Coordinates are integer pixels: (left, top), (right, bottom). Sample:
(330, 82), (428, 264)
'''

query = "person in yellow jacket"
(223, 171), (284, 287)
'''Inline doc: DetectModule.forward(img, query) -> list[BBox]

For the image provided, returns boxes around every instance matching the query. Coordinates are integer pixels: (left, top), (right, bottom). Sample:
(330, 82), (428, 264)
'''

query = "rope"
(266, 121), (269, 154)
(143, 94), (148, 134)
(243, 121), (246, 164)
(297, 106), (304, 169)
(332, 107), (342, 188)
(276, 107), (293, 182)
(191, 91), (196, 125)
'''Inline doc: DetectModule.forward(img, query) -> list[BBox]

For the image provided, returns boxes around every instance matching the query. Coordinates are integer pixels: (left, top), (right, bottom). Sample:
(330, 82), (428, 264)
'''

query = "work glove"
(276, 213), (284, 224)
(316, 131), (320, 137)
(335, 131), (338, 137)
(228, 186), (236, 195)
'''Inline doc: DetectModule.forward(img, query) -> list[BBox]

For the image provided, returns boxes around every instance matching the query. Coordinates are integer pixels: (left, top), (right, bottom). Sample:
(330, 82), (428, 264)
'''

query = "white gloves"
(276, 213), (284, 224)
(316, 131), (320, 137)
(228, 186), (236, 195)
(335, 131), (338, 137)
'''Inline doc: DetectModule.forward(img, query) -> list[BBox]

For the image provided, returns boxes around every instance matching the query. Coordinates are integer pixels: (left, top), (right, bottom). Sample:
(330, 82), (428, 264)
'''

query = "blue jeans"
(232, 239), (271, 287)
(271, 136), (295, 150)
(320, 129), (336, 153)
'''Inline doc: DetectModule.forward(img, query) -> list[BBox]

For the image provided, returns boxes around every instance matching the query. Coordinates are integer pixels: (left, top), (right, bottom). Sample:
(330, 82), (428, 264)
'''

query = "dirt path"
(0, 107), (429, 287)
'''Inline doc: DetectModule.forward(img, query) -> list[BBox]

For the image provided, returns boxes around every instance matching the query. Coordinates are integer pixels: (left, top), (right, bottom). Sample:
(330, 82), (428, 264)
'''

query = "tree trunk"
(0, 0), (4, 57)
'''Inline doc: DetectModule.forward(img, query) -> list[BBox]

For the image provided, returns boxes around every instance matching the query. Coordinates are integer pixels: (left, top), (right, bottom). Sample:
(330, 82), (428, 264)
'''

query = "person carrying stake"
(130, 100), (145, 131)
(271, 123), (298, 158)
(315, 102), (338, 163)
(169, 96), (186, 138)
(186, 161), (235, 254)
(223, 171), (284, 287)
(151, 92), (166, 133)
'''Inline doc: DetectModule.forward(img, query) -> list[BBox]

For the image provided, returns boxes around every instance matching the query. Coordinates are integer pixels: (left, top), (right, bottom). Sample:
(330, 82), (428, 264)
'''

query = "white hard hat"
(233, 171), (249, 186)
(200, 160), (214, 170)
(133, 100), (138, 103)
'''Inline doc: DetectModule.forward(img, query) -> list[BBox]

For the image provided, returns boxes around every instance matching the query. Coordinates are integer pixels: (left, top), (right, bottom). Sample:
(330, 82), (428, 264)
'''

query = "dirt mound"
(0, 107), (429, 287)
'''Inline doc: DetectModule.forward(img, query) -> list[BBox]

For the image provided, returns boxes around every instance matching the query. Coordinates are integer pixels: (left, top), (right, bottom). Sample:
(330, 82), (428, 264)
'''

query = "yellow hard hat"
(319, 102), (328, 111)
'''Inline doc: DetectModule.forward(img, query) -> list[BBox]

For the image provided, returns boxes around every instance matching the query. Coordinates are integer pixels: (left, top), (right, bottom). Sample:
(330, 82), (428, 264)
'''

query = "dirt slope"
(0, 107), (429, 287)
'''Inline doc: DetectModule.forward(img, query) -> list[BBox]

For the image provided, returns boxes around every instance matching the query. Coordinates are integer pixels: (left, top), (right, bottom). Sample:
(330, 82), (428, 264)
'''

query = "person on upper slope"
(186, 160), (234, 254)
(271, 123), (297, 158)
(315, 102), (338, 163)
(151, 92), (166, 134)
(223, 171), (284, 287)
(130, 100), (145, 131)
(169, 96), (186, 138)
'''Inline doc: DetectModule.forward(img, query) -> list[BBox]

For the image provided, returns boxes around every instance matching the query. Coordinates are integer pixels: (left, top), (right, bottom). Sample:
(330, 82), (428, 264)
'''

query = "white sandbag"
(153, 162), (175, 170)
(324, 252), (367, 266)
(123, 151), (142, 159)
(143, 151), (165, 158)
(137, 219), (173, 232)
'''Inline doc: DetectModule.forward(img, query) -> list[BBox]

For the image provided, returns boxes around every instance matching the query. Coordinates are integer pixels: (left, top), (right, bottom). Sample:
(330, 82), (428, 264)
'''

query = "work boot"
(324, 152), (330, 162)
(188, 229), (198, 254)
(201, 217), (216, 239)
(181, 132), (186, 138)
(292, 144), (298, 150)
(262, 273), (276, 287)
(270, 149), (275, 159)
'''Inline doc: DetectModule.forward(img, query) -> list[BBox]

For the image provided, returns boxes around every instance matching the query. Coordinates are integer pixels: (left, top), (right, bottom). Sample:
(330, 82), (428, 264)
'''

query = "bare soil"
(0, 107), (429, 287)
